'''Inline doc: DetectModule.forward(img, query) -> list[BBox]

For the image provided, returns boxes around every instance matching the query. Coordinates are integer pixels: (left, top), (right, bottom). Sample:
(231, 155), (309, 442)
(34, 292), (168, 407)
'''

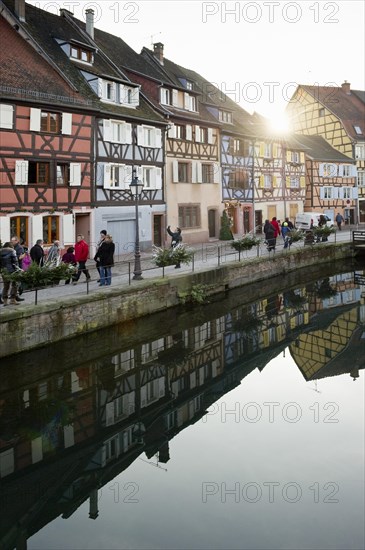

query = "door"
(255, 210), (263, 233)
(243, 210), (250, 233)
(153, 215), (163, 246)
(208, 209), (216, 238)
(107, 220), (135, 257)
(75, 214), (90, 246)
(344, 208), (355, 224)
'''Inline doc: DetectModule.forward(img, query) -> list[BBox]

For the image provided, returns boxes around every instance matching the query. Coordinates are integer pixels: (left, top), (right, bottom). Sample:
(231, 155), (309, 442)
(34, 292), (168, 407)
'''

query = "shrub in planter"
(1, 262), (76, 289)
(313, 226), (336, 242)
(287, 230), (305, 244)
(152, 244), (194, 267)
(231, 235), (262, 252)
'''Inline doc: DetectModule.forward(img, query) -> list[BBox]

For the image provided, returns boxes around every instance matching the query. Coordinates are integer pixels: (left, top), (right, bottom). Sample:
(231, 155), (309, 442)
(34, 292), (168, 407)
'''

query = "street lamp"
(129, 168), (144, 280)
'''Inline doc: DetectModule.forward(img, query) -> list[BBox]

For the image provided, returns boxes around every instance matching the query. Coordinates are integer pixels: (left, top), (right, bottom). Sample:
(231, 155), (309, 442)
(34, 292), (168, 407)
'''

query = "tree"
(219, 211), (233, 240)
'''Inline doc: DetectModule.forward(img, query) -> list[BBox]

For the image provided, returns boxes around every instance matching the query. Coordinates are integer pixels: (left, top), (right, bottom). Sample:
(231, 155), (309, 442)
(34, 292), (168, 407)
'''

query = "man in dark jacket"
(0, 243), (20, 306)
(264, 220), (276, 252)
(167, 225), (182, 268)
(10, 236), (25, 301)
(30, 239), (45, 266)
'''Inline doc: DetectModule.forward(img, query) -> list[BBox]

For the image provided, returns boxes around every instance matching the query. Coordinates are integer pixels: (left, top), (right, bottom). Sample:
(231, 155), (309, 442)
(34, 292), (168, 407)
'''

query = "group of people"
(1, 231), (116, 306)
(263, 217), (294, 252)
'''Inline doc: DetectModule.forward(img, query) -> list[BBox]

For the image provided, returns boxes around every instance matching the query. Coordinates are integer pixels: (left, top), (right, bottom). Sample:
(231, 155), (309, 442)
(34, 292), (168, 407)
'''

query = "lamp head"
(130, 168), (144, 197)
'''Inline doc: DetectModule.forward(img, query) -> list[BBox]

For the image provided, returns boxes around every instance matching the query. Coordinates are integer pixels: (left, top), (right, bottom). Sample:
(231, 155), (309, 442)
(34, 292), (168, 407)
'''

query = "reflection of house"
(286, 81), (365, 223)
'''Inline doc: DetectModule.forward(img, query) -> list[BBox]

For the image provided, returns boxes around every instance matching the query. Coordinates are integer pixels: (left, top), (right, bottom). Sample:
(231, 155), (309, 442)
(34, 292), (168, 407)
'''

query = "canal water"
(0, 260), (364, 550)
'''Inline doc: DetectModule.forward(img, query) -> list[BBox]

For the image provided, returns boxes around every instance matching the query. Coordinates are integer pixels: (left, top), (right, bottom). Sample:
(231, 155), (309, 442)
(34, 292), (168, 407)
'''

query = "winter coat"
(167, 226), (182, 248)
(271, 219), (280, 237)
(0, 247), (19, 273)
(46, 244), (61, 265)
(97, 241), (115, 267)
(74, 240), (89, 262)
(264, 222), (275, 240)
(62, 252), (76, 265)
(14, 242), (25, 269)
(30, 244), (44, 266)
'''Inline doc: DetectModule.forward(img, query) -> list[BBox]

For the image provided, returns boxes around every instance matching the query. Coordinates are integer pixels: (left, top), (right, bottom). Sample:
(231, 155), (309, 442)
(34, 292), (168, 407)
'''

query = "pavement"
(1, 226), (362, 308)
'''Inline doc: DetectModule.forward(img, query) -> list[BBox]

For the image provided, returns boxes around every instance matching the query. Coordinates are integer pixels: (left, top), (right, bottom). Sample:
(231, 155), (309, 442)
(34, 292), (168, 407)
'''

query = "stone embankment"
(0, 242), (357, 357)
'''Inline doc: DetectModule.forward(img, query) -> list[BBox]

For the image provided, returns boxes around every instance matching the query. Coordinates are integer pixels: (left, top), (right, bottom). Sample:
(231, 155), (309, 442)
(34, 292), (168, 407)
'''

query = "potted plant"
(152, 244), (194, 268)
(313, 225), (336, 242)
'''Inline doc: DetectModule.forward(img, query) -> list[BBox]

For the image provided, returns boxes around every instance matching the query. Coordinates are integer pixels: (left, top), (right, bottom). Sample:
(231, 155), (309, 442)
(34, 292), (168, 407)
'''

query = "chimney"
(153, 42), (164, 64)
(341, 81), (351, 94)
(14, 0), (25, 22)
(88, 489), (99, 520)
(85, 8), (94, 39)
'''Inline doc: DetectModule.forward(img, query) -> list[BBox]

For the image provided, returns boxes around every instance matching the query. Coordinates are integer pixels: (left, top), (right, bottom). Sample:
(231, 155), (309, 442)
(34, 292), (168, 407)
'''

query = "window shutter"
(105, 402), (115, 426)
(137, 125), (144, 146)
(338, 165), (343, 177)
(195, 161), (202, 183)
(158, 378), (165, 398)
(199, 367), (205, 385)
(15, 160), (28, 185)
(184, 92), (190, 110)
(352, 187), (358, 198)
(0, 104), (14, 129)
(128, 392), (135, 415)
(190, 372), (196, 389)
(69, 163), (81, 186)
(124, 164), (133, 187)
(286, 150), (291, 162)
(213, 162), (220, 184)
(31, 437), (43, 463)
(61, 112), (72, 135)
(124, 123), (132, 144)
(186, 125), (192, 140)
(337, 187), (343, 199)
(160, 88), (165, 104)
(63, 213), (74, 244)
(300, 176), (306, 188)
(318, 164), (324, 177)
(172, 89), (178, 106)
(207, 128), (214, 144)
(103, 164), (111, 188)
(119, 84), (125, 104)
(300, 152), (305, 163)
(273, 144), (278, 157)
(285, 176), (291, 188)
(63, 425), (74, 448)
(155, 167), (162, 189)
(195, 125), (201, 142)
(351, 165), (357, 177)
(259, 175), (264, 188)
(259, 143), (265, 157)
(140, 386), (147, 408)
(103, 119), (112, 141)
(119, 165), (127, 189)
(154, 128), (162, 148)
(30, 108), (41, 131)
(320, 187), (325, 199)
(168, 124), (176, 139)
(172, 160), (178, 182)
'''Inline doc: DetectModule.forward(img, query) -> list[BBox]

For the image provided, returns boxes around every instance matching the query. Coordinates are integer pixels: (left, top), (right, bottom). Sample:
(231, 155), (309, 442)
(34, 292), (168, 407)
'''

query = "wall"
(0, 244), (355, 357)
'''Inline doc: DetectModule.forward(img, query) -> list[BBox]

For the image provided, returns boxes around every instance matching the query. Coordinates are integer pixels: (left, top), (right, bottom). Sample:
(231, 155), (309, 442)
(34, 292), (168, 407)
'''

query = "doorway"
(208, 209), (216, 238)
(243, 210), (250, 233)
(75, 214), (90, 245)
(153, 215), (163, 246)
(255, 210), (263, 233)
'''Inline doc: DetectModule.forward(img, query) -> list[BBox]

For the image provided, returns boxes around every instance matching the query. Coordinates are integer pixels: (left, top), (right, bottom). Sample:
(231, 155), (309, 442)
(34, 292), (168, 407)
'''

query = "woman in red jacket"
(73, 234), (91, 284)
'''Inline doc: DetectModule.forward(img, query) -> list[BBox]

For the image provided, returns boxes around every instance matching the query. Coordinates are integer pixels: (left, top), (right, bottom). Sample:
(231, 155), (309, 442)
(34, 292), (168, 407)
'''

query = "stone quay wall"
(0, 244), (355, 358)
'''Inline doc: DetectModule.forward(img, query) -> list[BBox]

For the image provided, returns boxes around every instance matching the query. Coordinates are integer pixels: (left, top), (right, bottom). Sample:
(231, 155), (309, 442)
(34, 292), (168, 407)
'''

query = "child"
(62, 246), (77, 284)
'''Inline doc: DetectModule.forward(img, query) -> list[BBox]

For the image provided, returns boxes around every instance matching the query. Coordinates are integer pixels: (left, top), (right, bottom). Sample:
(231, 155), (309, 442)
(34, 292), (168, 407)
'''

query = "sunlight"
(268, 112), (291, 134)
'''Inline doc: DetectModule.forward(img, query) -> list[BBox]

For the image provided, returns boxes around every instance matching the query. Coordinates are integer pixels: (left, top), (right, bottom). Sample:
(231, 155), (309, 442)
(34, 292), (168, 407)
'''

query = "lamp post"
(129, 168), (144, 280)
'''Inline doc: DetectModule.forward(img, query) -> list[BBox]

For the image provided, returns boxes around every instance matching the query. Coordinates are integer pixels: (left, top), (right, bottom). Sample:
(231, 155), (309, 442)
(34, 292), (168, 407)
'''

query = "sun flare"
(268, 113), (291, 134)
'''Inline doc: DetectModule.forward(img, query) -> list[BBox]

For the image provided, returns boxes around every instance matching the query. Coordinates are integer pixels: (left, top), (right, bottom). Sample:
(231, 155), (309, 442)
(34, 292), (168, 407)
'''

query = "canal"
(0, 259), (364, 550)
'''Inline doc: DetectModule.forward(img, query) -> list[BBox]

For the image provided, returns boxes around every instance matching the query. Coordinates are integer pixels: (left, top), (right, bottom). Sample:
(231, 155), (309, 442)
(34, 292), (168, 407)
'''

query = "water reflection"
(0, 262), (364, 550)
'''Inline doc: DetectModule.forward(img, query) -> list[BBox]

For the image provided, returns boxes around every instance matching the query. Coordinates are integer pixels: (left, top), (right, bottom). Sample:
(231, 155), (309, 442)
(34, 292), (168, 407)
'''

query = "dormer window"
(354, 125), (362, 135)
(184, 93), (196, 112)
(219, 110), (233, 123)
(120, 84), (139, 107)
(70, 45), (93, 63)
(160, 88), (171, 105)
(186, 81), (193, 90)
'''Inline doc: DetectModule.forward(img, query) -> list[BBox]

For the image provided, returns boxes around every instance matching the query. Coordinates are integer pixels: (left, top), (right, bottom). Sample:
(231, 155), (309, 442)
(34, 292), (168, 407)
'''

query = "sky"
(28, 1), (365, 125)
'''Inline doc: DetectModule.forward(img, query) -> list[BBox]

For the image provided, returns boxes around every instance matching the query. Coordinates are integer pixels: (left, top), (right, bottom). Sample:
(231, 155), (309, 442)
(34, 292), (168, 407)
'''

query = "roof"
(299, 84), (365, 142)
(1, 0), (165, 122)
(290, 134), (356, 162)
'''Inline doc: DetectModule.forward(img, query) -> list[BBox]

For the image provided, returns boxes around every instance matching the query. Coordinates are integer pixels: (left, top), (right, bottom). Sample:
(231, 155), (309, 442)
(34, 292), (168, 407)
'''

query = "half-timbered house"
(286, 81), (365, 223)
(1, 1), (167, 253)
(294, 134), (357, 220)
(0, 7), (93, 247)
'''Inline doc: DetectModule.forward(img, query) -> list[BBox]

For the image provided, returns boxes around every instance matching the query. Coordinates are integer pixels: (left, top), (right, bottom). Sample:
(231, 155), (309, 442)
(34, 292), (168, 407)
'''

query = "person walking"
(0, 242), (20, 306)
(10, 236), (25, 301)
(46, 239), (61, 267)
(96, 234), (115, 286)
(62, 246), (77, 284)
(167, 225), (182, 268)
(94, 230), (107, 283)
(281, 221), (291, 249)
(284, 217), (294, 230)
(264, 219), (276, 252)
(335, 212), (344, 230)
(73, 234), (90, 284)
(271, 217), (281, 238)
(30, 239), (45, 266)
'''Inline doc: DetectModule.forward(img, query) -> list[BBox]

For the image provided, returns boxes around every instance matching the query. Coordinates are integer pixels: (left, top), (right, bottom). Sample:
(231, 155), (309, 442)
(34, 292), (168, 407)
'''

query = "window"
(120, 85), (139, 107)
(342, 165), (352, 177)
(319, 108), (325, 117)
(354, 125), (363, 135)
(10, 216), (28, 246)
(343, 187), (352, 199)
(358, 171), (365, 187)
(56, 163), (70, 185)
(202, 164), (214, 183)
(137, 125), (162, 148)
(355, 144), (365, 159)
(144, 127), (154, 147)
(229, 167), (249, 189)
(178, 162), (190, 183)
(200, 127), (208, 143)
(291, 152), (300, 163)
(175, 125), (186, 139)
(99, 79), (117, 102)
(186, 81), (193, 90)
(103, 163), (130, 189)
(320, 163), (337, 177)
(28, 161), (50, 184)
(178, 205), (201, 228)
(232, 139), (241, 154)
(219, 110), (233, 123)
(43, 215), (59, 244)
(0, 103), (14, 129)
(160, 88), (171, 105)
(290, 177), (299, 188)
(70, 45), (93, 63)
(40, 112), (60, 133)
(264, 174), (272, 188)
(264, 143), (272, 158)
(323, 186), (333, 199)
(111, 164), (123, 187)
